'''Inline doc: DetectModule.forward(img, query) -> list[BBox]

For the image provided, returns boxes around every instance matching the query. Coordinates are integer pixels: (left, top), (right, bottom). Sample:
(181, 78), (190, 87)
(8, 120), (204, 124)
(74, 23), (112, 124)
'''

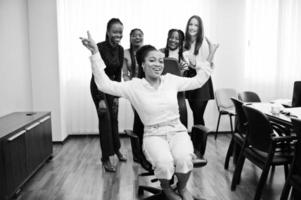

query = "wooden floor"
(16, 134), (286, 200)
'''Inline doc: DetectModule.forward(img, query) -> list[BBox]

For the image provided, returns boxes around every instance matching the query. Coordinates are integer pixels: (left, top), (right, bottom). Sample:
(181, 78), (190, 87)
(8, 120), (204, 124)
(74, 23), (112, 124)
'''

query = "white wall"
(202, 0), (246, 131)
(0, 0), (33, 116)
(27, 0), (66, 141)
(0, 0), (65, 142)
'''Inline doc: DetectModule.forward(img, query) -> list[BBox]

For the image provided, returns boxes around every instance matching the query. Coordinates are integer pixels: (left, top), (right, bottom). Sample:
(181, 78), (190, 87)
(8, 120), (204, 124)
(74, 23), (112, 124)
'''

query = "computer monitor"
(162, 57), (181, 76)
(292, 81), (301, 107)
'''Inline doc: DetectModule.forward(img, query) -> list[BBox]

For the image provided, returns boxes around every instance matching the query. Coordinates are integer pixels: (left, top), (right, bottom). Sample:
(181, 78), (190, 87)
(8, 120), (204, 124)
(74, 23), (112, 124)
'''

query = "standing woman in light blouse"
(183, 15), (219, 158)
(81, 31), (215, 200)
(90, 18), (126, 173)
(122, 28), (144, 162)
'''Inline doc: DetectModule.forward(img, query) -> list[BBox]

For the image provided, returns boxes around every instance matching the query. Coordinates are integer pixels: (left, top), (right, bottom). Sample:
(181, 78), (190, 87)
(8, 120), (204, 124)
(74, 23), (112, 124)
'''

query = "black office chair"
(224, 98), (247, 169)
(238, 91), (261, 102)
(292, 81), (301, 107)
(280, 118), (301, 200)
(231, 106), (296, 200)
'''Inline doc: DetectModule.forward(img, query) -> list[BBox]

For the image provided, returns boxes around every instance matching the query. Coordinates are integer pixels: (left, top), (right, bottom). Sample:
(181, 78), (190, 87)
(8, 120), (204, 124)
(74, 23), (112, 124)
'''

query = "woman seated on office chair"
(81, 31), (215, 200)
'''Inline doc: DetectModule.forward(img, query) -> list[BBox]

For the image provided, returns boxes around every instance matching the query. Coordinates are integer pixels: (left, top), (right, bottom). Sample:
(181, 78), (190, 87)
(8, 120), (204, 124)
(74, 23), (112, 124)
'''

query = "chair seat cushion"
(233, 133), (245, 144)
(246, 147), (294, 165)
(220, 107), (235, 115)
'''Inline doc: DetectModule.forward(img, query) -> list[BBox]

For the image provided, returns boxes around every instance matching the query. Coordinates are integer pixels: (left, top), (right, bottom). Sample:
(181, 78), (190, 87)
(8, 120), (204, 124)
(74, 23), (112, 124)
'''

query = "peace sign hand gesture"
(80, 31), (98, 55)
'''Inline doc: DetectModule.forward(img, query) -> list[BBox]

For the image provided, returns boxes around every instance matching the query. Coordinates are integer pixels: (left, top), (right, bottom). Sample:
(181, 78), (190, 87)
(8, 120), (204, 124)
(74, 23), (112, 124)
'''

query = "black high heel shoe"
(102, 160), (116, 172)
(116, 152), (127, 162)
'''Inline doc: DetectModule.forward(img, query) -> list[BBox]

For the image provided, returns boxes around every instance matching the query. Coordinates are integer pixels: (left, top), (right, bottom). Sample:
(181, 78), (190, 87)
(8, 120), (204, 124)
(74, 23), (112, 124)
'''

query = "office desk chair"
(214, 88), (237, 140)
(224, 98), (247, 170)
(231, 106), (296, 200)
(238, 91), (261, 103)
(280, 118), (301, 200)
(125, 58), (208, 199)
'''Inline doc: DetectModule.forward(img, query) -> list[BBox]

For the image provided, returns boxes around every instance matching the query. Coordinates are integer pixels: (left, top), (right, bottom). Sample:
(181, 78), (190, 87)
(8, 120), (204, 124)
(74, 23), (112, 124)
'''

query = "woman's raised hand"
(205, 37), (219, 64)
(80, 31), (98, 54)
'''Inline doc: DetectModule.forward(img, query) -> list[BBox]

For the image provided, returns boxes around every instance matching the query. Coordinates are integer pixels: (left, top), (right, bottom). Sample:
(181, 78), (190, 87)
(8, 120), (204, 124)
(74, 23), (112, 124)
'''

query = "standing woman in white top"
(81, 31), (215, 200)
(183, 15), (219, 158)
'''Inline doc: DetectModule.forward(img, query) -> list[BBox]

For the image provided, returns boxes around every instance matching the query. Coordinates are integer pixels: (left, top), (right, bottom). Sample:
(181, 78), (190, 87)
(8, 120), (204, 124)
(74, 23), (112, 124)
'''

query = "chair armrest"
(192, 125), (210, 134)
(271, 122), (291, 136)
(124, 129), (138, 138)
(272, 135), (297, 143)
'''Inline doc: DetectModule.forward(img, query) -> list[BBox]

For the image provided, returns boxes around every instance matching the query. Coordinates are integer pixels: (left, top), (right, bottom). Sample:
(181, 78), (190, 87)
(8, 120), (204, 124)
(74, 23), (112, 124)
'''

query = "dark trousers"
(187, 99), (208, 125)
(187, 99), (209, 155)
(90, 80), (121, 161)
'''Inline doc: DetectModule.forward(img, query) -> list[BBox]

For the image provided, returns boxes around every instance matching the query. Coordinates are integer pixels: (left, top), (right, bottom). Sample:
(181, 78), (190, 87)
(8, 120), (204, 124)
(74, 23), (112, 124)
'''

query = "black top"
(97, 41), (124, 82)
(184, 68), (214, 101)
(90, 41), (124, 100)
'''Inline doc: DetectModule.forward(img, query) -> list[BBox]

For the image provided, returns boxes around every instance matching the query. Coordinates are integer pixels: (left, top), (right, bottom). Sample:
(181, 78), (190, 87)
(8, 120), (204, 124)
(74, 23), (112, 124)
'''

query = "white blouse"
(90, 53), (212, 126)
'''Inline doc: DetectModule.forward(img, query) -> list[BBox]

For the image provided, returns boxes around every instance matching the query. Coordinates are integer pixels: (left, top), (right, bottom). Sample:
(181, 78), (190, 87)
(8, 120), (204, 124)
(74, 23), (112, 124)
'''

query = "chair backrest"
(242, 105), (273, 152)
(162, 57), (187, 127)
(215, 88), (237, 110)
(231, 98), (247, 134)
(292, 81), (301, 107)
(238, 91), (261, 102)
(162, 57), (181, 76)
(291, 118), (301, 175)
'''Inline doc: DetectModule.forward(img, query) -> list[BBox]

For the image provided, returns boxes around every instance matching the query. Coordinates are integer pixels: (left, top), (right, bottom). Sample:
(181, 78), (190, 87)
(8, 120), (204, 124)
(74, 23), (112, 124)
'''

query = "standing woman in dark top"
(183, 15), (219, 158)
(90, 18), (126, 172)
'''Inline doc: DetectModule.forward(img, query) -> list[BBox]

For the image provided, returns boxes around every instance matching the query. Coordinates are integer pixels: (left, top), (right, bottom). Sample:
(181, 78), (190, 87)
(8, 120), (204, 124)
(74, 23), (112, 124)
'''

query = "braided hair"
(164, 29), (185, 62)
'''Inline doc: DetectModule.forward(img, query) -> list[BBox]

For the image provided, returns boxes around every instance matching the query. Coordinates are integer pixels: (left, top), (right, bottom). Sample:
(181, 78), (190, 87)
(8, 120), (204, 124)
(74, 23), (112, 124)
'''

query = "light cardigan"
(90, 53), (212, 126)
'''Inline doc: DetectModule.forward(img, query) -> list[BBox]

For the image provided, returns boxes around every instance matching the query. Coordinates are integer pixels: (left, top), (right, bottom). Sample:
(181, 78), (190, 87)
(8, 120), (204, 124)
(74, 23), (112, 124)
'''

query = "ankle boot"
(116, 151), (127, 162)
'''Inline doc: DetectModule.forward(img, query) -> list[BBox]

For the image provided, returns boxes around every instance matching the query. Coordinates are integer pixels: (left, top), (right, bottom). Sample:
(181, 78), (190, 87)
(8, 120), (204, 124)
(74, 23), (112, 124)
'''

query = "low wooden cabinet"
(0, 112), (53, 200)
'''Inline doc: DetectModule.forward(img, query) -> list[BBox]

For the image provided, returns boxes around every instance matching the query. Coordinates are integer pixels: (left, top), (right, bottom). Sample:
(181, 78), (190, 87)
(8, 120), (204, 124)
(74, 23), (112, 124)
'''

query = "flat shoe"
(103, 160), (116, 172)
(117, 153), (127, 162)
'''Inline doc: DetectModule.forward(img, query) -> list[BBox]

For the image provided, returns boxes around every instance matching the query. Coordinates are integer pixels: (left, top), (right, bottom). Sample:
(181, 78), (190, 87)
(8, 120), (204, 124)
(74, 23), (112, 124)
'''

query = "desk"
(246, 102), (301, 127)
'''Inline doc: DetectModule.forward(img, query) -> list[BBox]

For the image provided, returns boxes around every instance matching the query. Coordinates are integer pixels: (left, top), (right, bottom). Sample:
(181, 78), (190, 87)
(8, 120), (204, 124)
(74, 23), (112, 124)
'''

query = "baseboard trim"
(52, 132), (127, 144)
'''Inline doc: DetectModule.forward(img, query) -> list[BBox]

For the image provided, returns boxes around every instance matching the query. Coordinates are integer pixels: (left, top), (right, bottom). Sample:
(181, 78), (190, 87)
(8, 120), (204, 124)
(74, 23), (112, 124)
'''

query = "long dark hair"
(105, 18), (123, 41)
(136, 45), (157, 78)
(184, 15), (204, 55)
(129, 28), (144, 77)
(164, 29), (185, 62)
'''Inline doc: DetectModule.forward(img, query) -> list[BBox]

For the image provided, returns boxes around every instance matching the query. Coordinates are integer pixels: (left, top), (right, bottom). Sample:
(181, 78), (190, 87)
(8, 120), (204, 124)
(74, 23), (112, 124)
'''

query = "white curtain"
(56, 0), (215, 135)
(243, 0), (301, 101)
